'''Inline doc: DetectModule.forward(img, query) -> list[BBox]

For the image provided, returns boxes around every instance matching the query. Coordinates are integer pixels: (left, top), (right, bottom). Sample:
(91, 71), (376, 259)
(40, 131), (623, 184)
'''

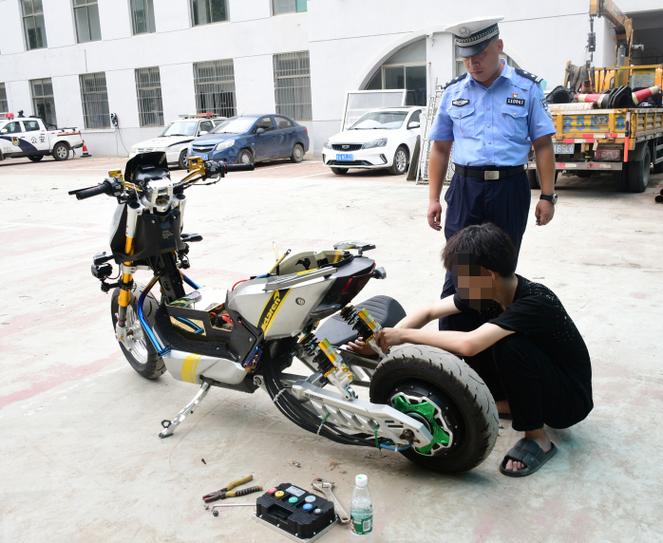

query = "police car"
(129, 114), (225, 169)
(322, 106), (424, 175)
(0, 113), (84, 162)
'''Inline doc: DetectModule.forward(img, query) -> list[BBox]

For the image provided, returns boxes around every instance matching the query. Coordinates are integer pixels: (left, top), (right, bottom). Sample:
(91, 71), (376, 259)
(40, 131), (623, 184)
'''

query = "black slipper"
(499, 438), (557, 478)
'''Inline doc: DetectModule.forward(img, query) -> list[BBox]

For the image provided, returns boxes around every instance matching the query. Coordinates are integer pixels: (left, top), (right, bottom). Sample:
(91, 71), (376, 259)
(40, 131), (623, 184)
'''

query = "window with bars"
(272, 0), (307, 15)
(79, 72), (110, 129)
(273, 51), (312, 121)
(0, 83), (8, 112)
(30, 78), (57, 128)
(190, 0), (228, 26)
(131, 0), (156, 35)
(21, 0), (48, 50)
(73, 0), (101, 43)
(135, 67), (164, 127)
(193, 59), (236, 118)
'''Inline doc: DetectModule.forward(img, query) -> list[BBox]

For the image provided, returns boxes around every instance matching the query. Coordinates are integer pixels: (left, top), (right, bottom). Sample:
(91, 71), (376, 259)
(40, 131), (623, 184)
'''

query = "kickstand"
(159, 381), (211, 439)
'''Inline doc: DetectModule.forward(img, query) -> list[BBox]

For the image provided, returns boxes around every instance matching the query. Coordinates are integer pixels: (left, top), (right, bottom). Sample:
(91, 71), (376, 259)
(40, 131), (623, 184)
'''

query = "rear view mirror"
(0, 128), (7, 134)
(408, 121), (421, 129)
(256, 127), (266, 135)
(199, 131), (208, 135)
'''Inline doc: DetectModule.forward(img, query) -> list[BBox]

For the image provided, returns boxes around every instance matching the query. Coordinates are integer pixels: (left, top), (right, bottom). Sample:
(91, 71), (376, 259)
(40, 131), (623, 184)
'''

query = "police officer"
(428, 17), (557, 315)
(425, 18), (558, 405)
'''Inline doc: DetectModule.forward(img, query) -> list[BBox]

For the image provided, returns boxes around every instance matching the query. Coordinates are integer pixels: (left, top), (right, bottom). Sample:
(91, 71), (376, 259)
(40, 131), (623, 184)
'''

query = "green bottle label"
(352, 511), (373, 535)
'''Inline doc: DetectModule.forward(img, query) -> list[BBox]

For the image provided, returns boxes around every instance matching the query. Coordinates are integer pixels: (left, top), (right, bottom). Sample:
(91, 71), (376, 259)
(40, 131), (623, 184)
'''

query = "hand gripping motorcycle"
(70, 152), (498, 473)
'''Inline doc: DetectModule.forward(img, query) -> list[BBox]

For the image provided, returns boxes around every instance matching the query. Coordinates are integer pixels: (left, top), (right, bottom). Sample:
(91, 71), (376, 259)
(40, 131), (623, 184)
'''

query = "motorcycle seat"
(315, 295), (406, 347)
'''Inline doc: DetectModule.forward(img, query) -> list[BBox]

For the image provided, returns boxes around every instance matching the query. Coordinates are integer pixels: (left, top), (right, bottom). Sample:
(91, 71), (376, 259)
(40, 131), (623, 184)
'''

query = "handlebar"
(68, 179), (115, 200)
(223, 162), (255, 172)
(68, 160), (254, 201)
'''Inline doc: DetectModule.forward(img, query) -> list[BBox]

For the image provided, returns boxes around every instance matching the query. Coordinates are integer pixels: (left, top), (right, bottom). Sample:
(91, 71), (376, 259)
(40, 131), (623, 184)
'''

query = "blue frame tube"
(137, 280), (168, 355)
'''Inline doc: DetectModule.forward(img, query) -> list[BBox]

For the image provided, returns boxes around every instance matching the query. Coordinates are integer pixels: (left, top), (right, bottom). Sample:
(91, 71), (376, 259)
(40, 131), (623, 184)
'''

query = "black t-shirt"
(453, 275), (592, 393)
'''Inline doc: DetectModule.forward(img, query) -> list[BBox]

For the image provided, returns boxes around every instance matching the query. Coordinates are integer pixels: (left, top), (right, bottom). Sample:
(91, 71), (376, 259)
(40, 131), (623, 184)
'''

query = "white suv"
(322, 107), (424, 175)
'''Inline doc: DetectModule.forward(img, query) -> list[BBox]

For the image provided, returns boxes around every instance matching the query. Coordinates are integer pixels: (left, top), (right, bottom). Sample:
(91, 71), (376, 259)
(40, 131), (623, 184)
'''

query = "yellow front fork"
(117, 202), (140, 328)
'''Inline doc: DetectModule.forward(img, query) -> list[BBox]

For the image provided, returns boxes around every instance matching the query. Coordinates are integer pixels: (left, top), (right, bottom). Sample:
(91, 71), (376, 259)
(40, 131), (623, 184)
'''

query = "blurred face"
(463, 38), (504, 84)
(455, 264), (494, 302)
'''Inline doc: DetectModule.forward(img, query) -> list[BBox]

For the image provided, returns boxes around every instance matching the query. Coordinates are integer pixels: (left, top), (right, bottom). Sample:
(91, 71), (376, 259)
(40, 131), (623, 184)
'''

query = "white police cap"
(445, 16), (504, 58)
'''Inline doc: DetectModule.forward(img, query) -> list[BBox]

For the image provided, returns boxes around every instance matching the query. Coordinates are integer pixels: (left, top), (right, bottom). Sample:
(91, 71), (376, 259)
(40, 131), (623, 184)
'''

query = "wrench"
(311, 478), (350, 524)
(205, 502), (255, 517)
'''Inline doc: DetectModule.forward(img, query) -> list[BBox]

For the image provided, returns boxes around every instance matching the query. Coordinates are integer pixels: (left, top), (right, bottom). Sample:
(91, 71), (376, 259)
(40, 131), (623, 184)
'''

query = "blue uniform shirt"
(429, 62), (555, 166)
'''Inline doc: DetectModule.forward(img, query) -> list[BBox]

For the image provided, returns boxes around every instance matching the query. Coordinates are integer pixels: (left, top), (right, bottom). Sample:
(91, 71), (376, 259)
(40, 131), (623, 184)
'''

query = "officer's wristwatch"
(540, 193), (558, 205)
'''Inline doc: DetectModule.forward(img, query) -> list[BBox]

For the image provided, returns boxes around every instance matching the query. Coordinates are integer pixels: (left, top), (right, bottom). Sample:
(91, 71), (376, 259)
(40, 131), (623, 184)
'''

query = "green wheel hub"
(391, 392), (451, 455)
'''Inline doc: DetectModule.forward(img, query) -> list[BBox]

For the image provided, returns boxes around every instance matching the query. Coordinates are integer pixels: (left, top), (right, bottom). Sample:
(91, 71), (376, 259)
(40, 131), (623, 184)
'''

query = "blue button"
(303, 503), (314, 512)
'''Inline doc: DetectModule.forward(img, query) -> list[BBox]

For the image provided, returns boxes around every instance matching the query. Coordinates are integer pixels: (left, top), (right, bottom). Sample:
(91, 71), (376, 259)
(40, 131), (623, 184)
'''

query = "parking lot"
(1, 155), (663, 542)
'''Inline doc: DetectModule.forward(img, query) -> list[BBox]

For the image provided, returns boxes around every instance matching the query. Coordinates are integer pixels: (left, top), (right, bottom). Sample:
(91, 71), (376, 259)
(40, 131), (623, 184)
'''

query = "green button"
(288, 497), (298, 504)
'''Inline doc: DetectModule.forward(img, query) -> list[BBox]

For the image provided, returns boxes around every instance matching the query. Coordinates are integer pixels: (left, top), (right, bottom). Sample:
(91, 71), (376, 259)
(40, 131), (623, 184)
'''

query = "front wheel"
(389, 145), (409, 175)
(370, 345), (498, 473)
(111, 286), (165, 380)
(237, 148), (254, 166)
(28, 155), (44, 162)
(178, 148), (188, 169)
(331, 167), (348, 175)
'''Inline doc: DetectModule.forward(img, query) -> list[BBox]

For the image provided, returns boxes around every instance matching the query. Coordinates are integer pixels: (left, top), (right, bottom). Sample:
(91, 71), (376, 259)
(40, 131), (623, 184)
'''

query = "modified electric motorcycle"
(70, 152), (498, 473)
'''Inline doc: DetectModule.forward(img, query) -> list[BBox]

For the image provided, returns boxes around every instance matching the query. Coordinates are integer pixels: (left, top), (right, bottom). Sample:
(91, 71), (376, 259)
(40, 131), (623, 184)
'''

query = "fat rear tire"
(331, 167), (348, 175)
(111, 286), (165, 380)
(370, 345), (498, 473)
(28, 155), (44, 162)
(52, 142), (70, 161)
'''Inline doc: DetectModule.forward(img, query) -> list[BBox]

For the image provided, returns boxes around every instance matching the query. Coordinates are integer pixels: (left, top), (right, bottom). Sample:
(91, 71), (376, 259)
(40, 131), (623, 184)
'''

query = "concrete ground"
(1, 155), (662, 543)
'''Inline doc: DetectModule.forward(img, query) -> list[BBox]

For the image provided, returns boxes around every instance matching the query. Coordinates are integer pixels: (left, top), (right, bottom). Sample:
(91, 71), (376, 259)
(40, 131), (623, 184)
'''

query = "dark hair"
(442, 223), (517, 277)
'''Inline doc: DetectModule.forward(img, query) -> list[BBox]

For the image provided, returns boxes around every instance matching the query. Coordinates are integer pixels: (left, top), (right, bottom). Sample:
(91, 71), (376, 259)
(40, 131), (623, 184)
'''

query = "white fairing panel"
(227, 275), (335, 338)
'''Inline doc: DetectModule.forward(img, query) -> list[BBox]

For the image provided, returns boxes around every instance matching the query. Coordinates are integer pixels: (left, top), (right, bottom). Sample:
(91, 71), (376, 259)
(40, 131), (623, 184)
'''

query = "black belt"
(454, 164), (525, 181)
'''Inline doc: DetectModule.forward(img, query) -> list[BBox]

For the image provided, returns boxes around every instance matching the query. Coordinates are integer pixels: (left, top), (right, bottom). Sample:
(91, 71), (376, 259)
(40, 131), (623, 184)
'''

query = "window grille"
(135, 67), (164, 127)
(273, 51), (312, 121)
(0, 83), (8, 112)
(193, 59), (236, 118)
(79, 72), (110, 129)
(30, 78), (57, 128)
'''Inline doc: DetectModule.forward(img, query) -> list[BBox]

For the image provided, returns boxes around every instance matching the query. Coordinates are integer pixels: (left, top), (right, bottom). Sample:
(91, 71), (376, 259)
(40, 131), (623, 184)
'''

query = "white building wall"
(1, 0), (660, 156)
(234, 56), (277, 115)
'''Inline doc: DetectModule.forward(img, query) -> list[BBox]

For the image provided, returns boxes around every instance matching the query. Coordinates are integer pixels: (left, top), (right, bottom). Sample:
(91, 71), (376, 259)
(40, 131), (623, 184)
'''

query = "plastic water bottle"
(351, 473), (373, 537)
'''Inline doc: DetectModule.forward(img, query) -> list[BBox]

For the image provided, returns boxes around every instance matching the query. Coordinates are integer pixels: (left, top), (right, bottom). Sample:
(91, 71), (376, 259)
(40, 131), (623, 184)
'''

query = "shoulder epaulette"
(442, 73), (468, 91)
(515, 68), (543, 84)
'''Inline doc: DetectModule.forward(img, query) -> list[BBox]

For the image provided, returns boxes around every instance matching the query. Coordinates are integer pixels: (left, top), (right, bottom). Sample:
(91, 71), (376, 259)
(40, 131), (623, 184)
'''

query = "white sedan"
(129, 117), (224, 169)
(322, 107), (424, 175)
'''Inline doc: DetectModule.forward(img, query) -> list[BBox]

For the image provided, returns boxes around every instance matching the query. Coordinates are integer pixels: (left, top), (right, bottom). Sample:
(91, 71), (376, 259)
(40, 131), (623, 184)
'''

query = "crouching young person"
(351, 223), (593, 477)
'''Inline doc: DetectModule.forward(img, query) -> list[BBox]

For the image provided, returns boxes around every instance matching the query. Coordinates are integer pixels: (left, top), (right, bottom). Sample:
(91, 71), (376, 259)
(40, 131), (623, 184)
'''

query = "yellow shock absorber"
(117, 235), (134, 308)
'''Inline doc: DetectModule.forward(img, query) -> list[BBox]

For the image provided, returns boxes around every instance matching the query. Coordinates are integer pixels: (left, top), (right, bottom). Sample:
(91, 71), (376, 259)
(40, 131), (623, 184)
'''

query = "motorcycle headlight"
(362, 138), (387, 149)
(215, 139), (235, 151)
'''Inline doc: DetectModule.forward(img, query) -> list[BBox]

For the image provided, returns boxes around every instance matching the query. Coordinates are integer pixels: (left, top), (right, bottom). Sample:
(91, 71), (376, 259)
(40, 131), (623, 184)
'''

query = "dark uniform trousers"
(439, 169), (531, 406)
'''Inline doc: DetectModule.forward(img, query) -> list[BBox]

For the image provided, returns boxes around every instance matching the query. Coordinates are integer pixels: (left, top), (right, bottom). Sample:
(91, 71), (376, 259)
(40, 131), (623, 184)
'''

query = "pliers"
(202, 475), (263, 504)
